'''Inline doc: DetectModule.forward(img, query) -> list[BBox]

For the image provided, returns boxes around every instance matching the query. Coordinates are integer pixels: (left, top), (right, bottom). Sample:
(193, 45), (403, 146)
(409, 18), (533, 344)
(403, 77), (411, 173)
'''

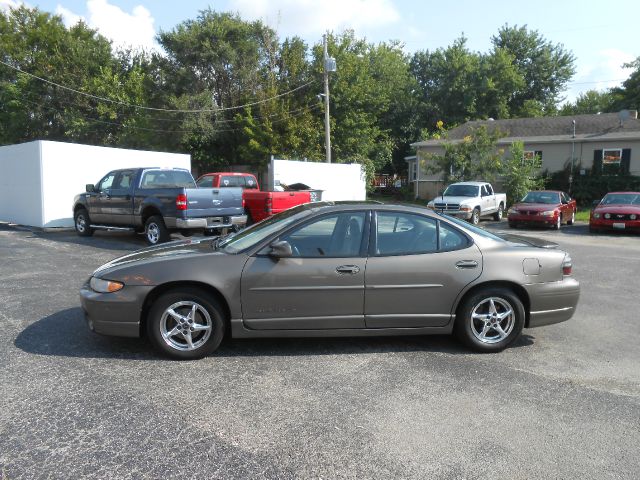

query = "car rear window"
(141, 170), (195, 189)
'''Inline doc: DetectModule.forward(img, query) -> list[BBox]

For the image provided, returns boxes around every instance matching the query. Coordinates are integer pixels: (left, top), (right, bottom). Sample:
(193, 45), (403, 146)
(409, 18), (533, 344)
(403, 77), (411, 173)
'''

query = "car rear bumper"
(168, 215), (248, 230)
(80, 281), (154, 337)
(524, 277), (580, 328)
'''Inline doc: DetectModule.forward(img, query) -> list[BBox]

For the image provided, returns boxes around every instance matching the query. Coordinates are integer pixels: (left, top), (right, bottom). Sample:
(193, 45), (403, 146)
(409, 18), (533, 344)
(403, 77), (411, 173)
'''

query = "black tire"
(470, 207), (481, 225)
(552, 214), (561, 230)
(454, 287), (525, 353)
(508, 222), (517, 229)
(493, 203), (504, 221)
(146, 287), (226, 360)
(144, 215), (170, 245)
(74, 208), (94, 237)
(567, 210), (575, 225)
(246, 211), (254, 226)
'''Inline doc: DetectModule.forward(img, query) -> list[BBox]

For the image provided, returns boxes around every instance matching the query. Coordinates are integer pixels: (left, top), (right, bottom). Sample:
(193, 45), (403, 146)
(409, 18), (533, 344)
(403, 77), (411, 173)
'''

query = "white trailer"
(268, 157), (366, 202)
(0, 140), (190, 228)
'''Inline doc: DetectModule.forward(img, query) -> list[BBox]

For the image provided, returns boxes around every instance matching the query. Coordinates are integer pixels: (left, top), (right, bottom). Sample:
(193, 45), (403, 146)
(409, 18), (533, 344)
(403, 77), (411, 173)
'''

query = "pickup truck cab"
(427, 181), (507, 225)
(73, 168), (247, 245)
(196, 172), (321, 224)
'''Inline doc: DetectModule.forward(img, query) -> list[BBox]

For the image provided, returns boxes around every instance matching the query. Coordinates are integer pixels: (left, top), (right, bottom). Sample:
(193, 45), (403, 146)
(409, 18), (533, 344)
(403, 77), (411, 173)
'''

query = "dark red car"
(507, 190), (577, 230)
(590, 192), (640, 233)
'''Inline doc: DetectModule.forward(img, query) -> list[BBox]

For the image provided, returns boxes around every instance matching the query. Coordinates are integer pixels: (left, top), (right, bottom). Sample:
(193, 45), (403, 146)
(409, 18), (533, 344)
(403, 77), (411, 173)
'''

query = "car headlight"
(593, 213), (600, 219)
(459, 206), (472, 212)
(90, 276), (124, 293)
(540, 210), (555, 216)
(631, 214), (637, 220)
(426, 203), (434, 209)
(604, 213), (611, 219)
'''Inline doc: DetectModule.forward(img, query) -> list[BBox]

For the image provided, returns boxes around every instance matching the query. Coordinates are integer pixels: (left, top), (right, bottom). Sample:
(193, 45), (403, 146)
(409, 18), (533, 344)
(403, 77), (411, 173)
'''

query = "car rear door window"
(197, 176), (213, 188)
(220, 176), (241, 187)
(375, 212), (438, 255)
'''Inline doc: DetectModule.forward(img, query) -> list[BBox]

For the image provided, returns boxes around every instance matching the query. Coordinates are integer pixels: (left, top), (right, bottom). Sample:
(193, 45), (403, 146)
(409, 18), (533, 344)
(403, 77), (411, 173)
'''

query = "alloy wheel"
(159, 300), (213, 351)
(469, 297), (515, 344)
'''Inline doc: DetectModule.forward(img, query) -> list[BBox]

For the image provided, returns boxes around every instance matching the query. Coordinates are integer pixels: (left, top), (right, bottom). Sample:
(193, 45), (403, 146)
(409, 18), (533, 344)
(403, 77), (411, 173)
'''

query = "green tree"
(559, 90), (617, 115)
(491, 24), (576, 115)
(502, 141), (544, 205)
(611, 57), (640, 111)
(425, 126), (504, 184)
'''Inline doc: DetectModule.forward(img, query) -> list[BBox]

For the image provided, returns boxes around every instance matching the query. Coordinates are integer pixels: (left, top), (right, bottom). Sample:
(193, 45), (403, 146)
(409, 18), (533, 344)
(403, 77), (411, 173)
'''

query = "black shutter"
(621, 149), (631, 174)
(534, 150), (543, 159)
(593, 149), (603, 175)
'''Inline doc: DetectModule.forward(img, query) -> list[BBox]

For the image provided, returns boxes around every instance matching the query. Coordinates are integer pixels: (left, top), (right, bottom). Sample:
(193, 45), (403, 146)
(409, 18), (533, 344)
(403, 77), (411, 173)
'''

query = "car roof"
(200, 172), (255, 176)
(449, 181), (487, 186)
(302, 201), (435, 214)
(604, 191), (640, 195)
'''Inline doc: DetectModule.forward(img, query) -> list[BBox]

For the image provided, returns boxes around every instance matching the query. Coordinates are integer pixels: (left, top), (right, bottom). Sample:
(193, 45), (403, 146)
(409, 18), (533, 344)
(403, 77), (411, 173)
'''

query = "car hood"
(497, 233), (558, 249)
(93, 237), (217, 276)
(593, 205), (640, 214)
(512, 202), (560, 212)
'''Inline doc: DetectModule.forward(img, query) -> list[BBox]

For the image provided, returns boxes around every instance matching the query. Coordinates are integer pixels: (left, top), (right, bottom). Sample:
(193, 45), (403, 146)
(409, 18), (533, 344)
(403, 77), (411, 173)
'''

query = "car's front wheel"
(493, 203), (504, 221)
(454, 287), (525, 352)
(470, 207), (481, 225)
(146, 287), (226, 360)
(74, 208), (94, 237)
(567, 210), (575, 225)
(553, 215), (561, 230)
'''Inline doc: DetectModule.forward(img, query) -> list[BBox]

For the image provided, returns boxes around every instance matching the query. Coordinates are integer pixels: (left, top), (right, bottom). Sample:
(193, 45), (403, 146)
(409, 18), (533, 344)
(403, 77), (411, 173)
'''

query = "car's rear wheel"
(145, 215), (169, 245)
(567, 210), (575, 225)
(455, 287), (525, 352)
(493, 203), (504, 221)
(74, 208), (94, 237)
(146, 288), (226, 360)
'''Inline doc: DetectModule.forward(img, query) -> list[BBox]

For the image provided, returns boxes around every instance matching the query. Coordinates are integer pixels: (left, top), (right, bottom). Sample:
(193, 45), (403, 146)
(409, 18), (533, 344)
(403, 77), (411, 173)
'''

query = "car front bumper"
(523, 277), (580, 328)
(430, 208), (473, 219)
(508, 213), (558, 226)
(590, 218), (640, 232)
(80, 281), (154, 337)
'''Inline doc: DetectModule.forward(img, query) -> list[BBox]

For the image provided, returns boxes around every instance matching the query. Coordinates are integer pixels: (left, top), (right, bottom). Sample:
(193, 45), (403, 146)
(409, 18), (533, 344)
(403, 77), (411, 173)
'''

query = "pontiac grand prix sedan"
(80, 202), (580, 359)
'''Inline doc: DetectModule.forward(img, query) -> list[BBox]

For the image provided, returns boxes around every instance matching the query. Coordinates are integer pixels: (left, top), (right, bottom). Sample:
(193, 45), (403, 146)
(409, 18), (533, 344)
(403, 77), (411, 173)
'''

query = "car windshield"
(439, 214), (505, 242)
(219, 205), (313, 253)
(601, 193), (640, 205)
(442, 185), (479, 197)
(520, 191), (560, 204)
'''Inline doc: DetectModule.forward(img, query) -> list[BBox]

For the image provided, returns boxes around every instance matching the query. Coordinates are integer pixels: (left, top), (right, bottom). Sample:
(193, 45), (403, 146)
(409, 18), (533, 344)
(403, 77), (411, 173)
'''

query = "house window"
(523, 150), (543, 165)
(602, 148), (622, 175)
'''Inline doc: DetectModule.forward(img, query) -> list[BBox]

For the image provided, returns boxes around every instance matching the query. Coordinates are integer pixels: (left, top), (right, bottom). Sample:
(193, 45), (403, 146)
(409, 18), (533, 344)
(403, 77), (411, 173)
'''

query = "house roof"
(412, 111), (640, 148)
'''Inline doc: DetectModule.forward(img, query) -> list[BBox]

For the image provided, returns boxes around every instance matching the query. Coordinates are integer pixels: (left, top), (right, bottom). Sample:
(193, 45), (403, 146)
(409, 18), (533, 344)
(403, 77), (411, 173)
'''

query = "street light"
(323, 34), (336, 163)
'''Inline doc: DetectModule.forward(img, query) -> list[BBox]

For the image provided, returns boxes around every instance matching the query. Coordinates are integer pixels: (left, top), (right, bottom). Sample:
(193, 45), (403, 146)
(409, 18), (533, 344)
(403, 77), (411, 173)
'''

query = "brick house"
(408, 110), (640, 199)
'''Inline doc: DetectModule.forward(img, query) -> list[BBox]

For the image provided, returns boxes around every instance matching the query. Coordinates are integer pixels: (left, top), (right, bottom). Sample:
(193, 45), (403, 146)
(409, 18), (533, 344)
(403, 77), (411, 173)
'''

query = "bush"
(545, 167), (640, 206)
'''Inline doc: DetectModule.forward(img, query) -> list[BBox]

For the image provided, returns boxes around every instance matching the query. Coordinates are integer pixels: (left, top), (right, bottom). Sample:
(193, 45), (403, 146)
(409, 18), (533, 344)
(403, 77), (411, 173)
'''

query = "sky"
(2, 0), (639, 104)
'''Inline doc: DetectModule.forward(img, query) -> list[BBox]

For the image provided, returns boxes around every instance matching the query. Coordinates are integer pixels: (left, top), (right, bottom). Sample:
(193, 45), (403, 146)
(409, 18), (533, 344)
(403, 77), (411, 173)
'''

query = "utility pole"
(323, 34), (336, 163)
(570, 119), (576, 193)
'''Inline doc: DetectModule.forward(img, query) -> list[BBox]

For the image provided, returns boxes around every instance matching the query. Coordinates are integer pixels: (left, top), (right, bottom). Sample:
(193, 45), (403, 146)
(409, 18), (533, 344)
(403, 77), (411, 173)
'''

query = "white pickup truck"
(427, 181), (507, 225)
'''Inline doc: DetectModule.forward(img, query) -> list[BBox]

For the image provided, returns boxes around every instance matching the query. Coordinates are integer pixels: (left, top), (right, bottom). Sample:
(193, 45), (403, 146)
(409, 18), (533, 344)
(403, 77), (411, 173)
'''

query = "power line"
(0, 58), (317, 113)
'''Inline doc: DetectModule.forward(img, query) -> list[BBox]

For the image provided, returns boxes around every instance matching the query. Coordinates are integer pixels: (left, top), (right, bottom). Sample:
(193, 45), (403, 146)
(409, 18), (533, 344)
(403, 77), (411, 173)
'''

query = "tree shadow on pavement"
(15, 307), (535, 360)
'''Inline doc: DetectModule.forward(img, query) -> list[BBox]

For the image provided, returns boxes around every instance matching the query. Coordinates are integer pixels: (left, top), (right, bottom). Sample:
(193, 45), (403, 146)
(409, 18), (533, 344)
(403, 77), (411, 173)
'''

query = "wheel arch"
(452, 280), (531, 327)
(141, 206), (163, 225)
(140, 281), (232, 337)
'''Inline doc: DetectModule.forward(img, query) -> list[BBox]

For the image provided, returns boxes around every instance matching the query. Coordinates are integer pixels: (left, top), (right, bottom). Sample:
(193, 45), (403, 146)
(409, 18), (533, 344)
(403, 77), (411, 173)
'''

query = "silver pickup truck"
(73, 168), (247, 245)
(427, 181), (507, 225)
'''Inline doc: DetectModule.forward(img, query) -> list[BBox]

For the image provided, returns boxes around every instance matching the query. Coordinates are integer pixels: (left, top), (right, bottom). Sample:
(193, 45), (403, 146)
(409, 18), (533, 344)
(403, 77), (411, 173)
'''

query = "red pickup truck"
(196, 172), (320, 224)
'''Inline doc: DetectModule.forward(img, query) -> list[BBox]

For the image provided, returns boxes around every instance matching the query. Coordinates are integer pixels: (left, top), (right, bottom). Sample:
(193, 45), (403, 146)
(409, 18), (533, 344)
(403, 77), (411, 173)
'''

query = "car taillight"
(265, 197), (272, 215)
(562, 254), (572, 276)
(176, 193), (187, 211)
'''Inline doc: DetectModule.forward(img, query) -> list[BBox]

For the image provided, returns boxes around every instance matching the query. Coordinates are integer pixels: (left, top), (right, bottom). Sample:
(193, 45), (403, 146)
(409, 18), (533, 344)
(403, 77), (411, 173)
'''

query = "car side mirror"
(269, 240), (293, 258)
(86, 184), (96, 193)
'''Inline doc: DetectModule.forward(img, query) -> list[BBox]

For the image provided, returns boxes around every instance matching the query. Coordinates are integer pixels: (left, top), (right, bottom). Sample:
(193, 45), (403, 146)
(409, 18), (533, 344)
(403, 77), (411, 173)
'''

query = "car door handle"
(456, 260), (478, 269)
(336, 265), (360, 275)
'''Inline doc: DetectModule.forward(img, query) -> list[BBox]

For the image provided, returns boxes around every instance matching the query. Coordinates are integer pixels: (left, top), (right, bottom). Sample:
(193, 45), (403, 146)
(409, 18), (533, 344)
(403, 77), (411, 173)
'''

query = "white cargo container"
(268, 158), (366, 201)
(0, 140), (190, 228)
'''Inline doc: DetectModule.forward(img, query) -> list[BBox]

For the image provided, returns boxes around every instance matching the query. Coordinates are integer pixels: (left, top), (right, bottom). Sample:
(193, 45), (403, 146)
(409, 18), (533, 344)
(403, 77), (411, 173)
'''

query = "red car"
(507, 190), (577, 230)
(590, 191), (640, 233)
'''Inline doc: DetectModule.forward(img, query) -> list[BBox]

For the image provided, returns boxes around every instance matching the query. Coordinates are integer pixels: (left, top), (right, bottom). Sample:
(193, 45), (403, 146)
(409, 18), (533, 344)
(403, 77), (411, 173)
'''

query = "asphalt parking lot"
(1, 221), (639, 479)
